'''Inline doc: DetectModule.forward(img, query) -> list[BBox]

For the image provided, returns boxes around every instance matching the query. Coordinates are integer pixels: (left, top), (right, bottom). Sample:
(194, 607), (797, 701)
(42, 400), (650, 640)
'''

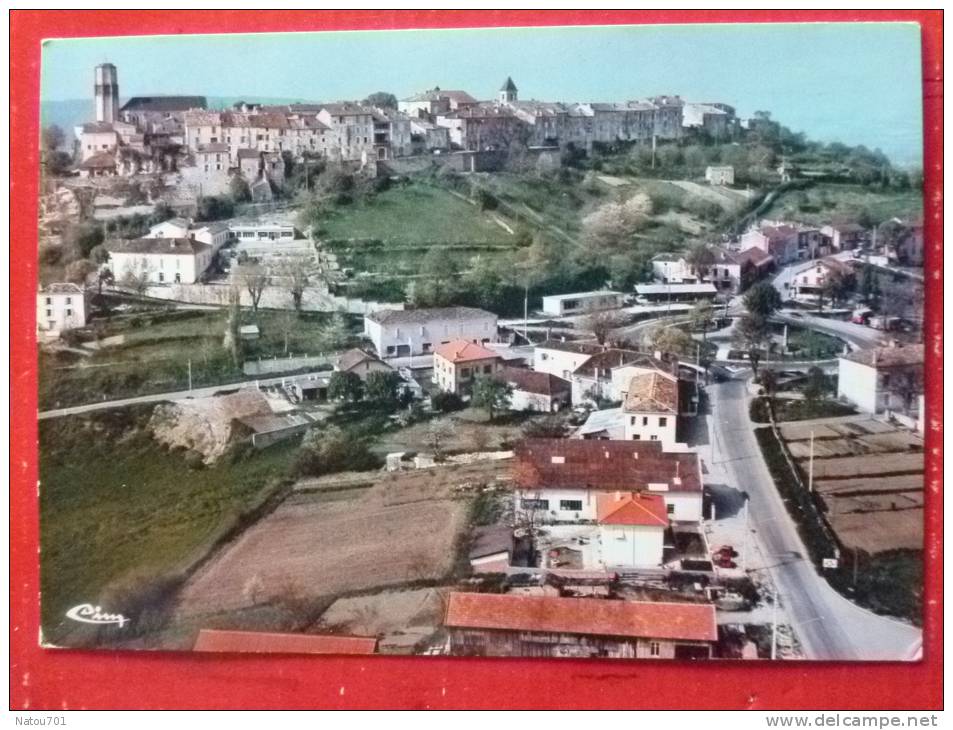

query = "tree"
(278, 261), (309, 313)
(646, 324), (695, 358)
(426, 418), (456, 461)
(802, 366), (828, 405)
(41, 124), (65, 152)
(65, 259), (96, 286)
(195, 195), (234, 222)
(689, 299), (715, 339)
(317, 311), (351, 351)
(686, 243), (716, 281)
(364, 370), (401, 408)
(580, 193), (653, 252)
(409, 247), (459, 307)
(229, 175), (252, 203)
(223, 286), (243, 367)
(471, 376), (512, 422)
(744, 281), (783, 319)
(328, 371), (364, 402)
(234, 262), (268, 314)
(734, 314), (772, 376)
(759, 368), (779, 403)
(363, 91), (398, 109)
(431, 391), (465, 413)
(293, 425), (375, 477)
(585, 310), (624, 345)
(64, 222), (105, 259)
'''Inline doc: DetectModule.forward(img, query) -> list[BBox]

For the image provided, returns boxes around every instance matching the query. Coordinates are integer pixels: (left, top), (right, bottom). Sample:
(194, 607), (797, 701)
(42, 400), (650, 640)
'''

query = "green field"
(39, 406), (298, 646)
(761, 183), (922, 226)
(40, 308), (361, 410)
(319, 182), (514, 245)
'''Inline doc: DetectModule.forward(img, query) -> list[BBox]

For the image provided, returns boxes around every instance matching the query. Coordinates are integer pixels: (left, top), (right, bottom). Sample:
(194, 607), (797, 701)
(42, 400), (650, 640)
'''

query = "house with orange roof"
(597, 491), (668, 568)
(433, 339), (501, 396)
(444, 592), (717, 659)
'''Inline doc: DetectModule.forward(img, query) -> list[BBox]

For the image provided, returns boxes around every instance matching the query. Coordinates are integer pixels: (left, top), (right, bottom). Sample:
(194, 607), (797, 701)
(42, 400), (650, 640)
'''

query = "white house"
(37, 283), (86, 338)
(634, 283), (718, 303)
(837, 344), (924, 416)
(540, 290), (624, 317)
(597, 492), (668, 568)
(500, 366), (571, 412)
(532, 340), (605, 380)
(792, 257), (854, 298)
(432, 339), (501, 396)
(146, 217), (191, 239)
(104, 237), (214, 285)
(622, 371), (681, 449)
(571, 348), (671, 406)
(705, 165), (735, 186)
(364, 306), (497, 359)
(512, 439), (704, 525)
(651, 253), (696, 284)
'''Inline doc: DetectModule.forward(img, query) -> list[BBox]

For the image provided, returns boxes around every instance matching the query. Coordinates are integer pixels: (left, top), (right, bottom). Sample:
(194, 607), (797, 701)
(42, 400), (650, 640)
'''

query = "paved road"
(706, 376), (922, 661)
(38, 371), (330, 420)
(775, 310), (886, 350)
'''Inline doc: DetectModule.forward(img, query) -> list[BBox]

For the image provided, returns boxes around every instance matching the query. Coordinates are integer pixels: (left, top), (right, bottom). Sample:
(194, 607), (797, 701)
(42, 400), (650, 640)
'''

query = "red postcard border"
(10, 9), (943, 710)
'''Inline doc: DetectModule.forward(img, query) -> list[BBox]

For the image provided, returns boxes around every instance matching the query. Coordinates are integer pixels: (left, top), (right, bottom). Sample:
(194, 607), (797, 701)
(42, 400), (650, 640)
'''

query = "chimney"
(615, 491), (623, 502)
(654, 350), (663, 361)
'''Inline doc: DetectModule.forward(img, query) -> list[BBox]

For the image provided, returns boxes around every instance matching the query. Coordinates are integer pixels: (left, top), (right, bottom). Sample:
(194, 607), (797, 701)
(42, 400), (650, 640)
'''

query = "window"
(65, 297), (71, 304)
(632, 434), (640, 440)
(45, 297), (51, 305)
(642, 417), (649, 426)
(158, 272), (164, 282)
(630, 417), (636, 426)
(659, 417), (668, 427)
(65, 308), (72, 317)
(483, 364), (493, 374)
(45, 308), (52, 318)
(559, 500), (583, 512)
(650, 435), (659, 441)
(649, 642), (661, 657)
(460, 368), (471, 379)
(666, 504), (675, 515)
(520, 499), (549, 511)
(539, 353), (548, 361)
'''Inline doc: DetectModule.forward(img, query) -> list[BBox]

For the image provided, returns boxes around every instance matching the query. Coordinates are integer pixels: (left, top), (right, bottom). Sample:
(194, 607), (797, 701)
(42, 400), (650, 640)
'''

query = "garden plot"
(778, 414), (924, 554)
(171, 461), (502, 623)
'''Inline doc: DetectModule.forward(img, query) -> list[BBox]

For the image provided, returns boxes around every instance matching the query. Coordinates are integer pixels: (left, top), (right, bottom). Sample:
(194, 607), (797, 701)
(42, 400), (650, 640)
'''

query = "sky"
(40, 22), (924, 166)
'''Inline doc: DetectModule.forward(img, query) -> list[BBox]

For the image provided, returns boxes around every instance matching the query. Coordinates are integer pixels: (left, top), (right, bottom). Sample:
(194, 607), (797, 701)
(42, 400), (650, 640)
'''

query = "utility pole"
(187, 358), (192, 392)
(808, 430), (815, 493)
(523, 281), (529, 343)
(741, 497), (750, 572)
(771, 587), (778, 660)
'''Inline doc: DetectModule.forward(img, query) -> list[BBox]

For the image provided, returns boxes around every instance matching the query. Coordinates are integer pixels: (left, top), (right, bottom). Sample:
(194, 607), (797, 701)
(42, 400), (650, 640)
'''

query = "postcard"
(36, 20), (926, 663)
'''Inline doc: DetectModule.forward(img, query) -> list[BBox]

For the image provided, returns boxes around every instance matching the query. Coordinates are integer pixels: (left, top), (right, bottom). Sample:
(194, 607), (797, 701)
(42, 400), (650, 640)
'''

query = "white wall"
(367, 314), (497, 358)
(599, 524), (665, 568)
(110, 251), (209, 285)
(533, 347), (593, 380)
(540, 292), (623, 317)
(37, 292), (86, 335)
(623, 410), (678, 449)
(509, 390), (558, 413)
(837, 359), (879, 413)
(652, 258), (695, 284)
(515, 487), (702, 524)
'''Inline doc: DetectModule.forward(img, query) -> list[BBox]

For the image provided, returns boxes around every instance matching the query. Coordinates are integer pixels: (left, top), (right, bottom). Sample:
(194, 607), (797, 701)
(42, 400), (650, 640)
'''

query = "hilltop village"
(38, 64), (925, 660)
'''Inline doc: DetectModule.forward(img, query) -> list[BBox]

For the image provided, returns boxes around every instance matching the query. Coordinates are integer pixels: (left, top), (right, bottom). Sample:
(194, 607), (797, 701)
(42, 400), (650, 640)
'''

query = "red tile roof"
(597, 492), (669, 527)
(735, 247), (773, 267)
(513, 439), (702, 492)
(193, 629), (377, 655)
(573, 349), (670, 378)
(623, 371), (679, 414)
(445, 593), (717, 643)
(434, 339), (499, 364)
(501, 366), (570, 396)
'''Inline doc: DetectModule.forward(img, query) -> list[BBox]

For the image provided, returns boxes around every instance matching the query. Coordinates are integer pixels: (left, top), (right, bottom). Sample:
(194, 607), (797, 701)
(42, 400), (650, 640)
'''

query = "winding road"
(706, 376), (922, 660)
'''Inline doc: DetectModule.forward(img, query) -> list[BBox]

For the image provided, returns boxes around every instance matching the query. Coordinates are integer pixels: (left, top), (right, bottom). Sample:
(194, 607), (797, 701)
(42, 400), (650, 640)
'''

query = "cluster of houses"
(73, 62), (750, 186)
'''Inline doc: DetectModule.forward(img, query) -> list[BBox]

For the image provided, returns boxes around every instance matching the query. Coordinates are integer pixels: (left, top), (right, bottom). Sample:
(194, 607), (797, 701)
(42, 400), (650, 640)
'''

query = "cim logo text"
(65, 604), (129, 627)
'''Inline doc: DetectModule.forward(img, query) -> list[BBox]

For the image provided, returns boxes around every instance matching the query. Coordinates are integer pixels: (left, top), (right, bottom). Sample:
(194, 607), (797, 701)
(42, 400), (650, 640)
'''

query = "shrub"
(431, 391), (464, 413)
(184, 450), (206, 470)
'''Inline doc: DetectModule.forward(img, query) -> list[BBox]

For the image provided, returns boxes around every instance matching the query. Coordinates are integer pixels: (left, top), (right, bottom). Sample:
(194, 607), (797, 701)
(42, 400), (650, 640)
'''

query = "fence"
(243, 354), (335, 377)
